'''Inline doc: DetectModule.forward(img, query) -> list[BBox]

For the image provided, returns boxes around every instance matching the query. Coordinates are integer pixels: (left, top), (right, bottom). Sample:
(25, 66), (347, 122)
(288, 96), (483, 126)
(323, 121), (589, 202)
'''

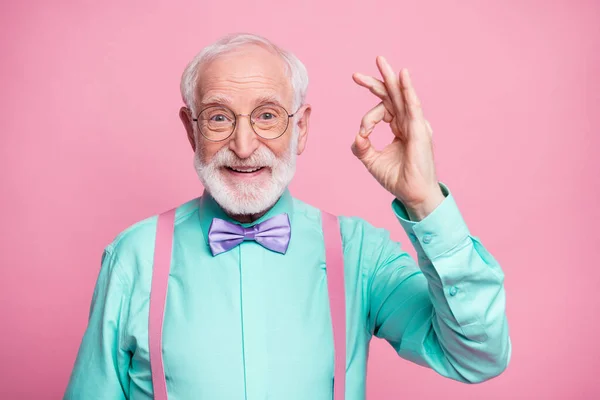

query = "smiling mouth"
(225, 166), (266, 173)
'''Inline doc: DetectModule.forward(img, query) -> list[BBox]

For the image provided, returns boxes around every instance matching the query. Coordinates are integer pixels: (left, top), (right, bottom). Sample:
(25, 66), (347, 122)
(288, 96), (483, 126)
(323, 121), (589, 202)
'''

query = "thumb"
(351, 132), (378, 166)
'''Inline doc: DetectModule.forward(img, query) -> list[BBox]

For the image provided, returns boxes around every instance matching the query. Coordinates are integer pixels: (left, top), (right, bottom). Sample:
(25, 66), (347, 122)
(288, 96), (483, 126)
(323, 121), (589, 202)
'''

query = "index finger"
(352, 73), (394, 113)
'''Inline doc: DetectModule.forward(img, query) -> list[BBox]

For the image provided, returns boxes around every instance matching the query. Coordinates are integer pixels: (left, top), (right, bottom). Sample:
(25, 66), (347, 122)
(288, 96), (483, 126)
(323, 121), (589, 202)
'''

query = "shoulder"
(291, 196), (322, 225)
(291, 196), (401, 254)
(102, 197), (201, 284)
(338, 214), (403, 258)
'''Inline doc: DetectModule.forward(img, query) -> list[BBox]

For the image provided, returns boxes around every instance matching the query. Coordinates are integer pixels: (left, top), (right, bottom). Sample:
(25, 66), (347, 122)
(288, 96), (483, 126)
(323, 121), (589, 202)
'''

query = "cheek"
(263, 136), (292, 158)
(198, 142), (227, 163)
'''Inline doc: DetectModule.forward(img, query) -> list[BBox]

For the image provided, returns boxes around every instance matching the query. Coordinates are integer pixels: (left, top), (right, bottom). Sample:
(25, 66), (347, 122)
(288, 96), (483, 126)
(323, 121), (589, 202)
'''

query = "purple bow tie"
(207, 213), (291, 256)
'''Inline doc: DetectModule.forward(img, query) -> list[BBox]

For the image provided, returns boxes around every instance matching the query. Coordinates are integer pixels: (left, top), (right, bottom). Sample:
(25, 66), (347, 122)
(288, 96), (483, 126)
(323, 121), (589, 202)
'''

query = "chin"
(214, 185), (284, 216)
(203, 169), (286, 216)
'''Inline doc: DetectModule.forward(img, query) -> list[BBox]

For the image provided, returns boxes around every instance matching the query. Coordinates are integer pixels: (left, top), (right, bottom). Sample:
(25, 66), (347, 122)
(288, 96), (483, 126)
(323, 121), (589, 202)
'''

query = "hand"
(351, 56), (444, 219)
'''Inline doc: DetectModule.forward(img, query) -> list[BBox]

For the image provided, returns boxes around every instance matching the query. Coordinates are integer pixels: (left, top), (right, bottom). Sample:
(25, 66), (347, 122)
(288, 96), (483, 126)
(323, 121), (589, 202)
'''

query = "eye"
(258, 112), (274, 120)
(208, 113), (224, 121)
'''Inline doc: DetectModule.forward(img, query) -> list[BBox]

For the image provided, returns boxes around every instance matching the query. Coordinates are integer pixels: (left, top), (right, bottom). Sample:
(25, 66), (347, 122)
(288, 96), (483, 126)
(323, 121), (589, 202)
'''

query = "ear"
(295, 104), (311, 155)
(179, 106), (196, 152)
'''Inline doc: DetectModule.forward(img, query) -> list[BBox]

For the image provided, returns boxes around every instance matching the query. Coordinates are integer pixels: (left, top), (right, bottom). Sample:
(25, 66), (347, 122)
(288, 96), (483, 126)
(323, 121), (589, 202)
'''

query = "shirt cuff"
(391, 182), (470, 260)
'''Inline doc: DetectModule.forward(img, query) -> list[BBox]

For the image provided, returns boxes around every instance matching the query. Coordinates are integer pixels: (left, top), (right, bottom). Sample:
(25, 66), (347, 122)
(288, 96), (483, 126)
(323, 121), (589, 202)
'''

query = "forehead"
(196, 45), (293, 106)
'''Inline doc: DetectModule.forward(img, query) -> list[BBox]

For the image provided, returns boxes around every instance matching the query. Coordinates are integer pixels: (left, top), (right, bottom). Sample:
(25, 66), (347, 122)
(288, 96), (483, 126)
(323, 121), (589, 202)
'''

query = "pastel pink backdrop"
(1, 0), (598, 398)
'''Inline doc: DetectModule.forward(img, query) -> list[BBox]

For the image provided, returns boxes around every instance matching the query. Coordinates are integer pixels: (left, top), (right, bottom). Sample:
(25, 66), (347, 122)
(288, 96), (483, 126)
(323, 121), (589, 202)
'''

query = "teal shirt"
(65, 184), (510, 399)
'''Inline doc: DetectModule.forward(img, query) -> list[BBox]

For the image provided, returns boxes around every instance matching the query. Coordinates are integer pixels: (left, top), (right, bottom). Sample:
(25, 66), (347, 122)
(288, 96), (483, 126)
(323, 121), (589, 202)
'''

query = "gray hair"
(180, 33), (309, 114)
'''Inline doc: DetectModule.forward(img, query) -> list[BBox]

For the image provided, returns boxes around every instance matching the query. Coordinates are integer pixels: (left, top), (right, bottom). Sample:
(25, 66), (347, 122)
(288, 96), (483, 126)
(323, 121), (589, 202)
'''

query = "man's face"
(180, 45), (311, 216)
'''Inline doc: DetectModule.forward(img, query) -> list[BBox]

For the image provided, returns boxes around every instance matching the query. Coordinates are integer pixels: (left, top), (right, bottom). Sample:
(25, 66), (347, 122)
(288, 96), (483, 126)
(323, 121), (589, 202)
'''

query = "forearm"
(387, 185), (511, 382)
(414, 237), (511, 383)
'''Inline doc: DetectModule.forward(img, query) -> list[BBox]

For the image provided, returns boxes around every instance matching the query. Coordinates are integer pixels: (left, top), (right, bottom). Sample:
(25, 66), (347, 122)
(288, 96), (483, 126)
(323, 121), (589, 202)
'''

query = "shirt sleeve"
(365, 183), (511, 383)
(64, 247), (131, 399)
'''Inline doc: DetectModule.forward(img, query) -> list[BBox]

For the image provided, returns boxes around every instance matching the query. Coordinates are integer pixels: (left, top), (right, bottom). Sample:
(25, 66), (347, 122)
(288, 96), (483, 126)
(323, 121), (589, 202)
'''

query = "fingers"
(354, 59), (430, 143)
(352, 102), (389, 165)
(351, 130), (379, 166)
(353, 73), (388, 101)
(399, 68), (424, 120)
(352, 73), (394, 113)
(376, 56), (406, 121)
(359, 102), (392, 137)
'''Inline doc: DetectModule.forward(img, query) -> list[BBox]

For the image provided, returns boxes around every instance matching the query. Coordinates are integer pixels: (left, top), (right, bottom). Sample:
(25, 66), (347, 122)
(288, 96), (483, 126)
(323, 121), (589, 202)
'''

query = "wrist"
(402, 187), (445, 221)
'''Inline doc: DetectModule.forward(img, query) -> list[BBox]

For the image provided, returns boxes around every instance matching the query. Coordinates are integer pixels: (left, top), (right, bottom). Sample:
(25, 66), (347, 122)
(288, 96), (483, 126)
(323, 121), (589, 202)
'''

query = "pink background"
(1, 0), (598, 398)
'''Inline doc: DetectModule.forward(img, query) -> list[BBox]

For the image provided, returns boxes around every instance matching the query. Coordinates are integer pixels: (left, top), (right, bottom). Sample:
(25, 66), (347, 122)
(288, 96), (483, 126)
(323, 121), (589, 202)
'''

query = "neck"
(226, 209), (270, 224)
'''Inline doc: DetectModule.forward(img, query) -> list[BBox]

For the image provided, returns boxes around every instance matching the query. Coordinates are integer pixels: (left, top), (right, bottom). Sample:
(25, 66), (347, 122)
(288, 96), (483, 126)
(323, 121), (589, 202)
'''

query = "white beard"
(194, 128), (298, 216)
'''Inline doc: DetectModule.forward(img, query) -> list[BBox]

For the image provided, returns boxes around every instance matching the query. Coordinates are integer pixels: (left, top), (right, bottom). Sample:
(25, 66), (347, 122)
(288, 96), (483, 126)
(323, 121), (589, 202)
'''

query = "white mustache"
(210, 146), (277, 168)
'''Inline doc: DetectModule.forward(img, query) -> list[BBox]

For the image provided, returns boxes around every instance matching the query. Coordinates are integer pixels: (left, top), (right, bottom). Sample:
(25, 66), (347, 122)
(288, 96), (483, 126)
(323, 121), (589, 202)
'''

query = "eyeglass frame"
(191, 102), (301, 142)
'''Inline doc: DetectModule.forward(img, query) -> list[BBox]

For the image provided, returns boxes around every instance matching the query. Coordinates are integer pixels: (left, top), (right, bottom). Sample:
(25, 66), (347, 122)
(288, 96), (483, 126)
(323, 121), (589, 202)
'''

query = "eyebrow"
(253, 94), (283, 106)
(199, 94), (233, 108)
(199, 93), (285, 110)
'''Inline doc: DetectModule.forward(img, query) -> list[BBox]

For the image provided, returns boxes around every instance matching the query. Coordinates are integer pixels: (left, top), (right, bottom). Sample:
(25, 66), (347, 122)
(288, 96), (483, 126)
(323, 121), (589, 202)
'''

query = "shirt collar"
(197, 188), (294, 245)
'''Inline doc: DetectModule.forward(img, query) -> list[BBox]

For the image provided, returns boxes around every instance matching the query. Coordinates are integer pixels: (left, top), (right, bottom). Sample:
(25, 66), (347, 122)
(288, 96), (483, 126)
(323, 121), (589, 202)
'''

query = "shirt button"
(449, 286), (458, 296)
(422, 234), (432, 244)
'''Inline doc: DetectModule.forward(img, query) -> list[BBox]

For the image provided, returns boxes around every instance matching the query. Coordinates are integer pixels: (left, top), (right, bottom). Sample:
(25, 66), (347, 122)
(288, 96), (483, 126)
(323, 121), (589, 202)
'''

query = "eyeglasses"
(192, 103), (297, 142)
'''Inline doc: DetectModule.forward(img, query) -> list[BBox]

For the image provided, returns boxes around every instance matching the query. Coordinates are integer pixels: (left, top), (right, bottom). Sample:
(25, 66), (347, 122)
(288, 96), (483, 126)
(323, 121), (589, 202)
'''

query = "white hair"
(180, 33), (309, 114)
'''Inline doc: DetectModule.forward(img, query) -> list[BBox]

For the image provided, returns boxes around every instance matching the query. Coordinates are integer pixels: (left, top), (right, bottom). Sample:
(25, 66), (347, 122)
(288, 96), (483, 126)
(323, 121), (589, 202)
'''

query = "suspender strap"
(148, 209), (346, 400)
(321, 211), (346, 400)
(149, 208), (176, 400)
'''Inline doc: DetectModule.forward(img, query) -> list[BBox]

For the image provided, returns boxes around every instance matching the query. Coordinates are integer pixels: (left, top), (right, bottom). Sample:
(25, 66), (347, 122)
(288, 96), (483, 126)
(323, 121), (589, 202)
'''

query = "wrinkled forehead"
(195, 45), (293, 109)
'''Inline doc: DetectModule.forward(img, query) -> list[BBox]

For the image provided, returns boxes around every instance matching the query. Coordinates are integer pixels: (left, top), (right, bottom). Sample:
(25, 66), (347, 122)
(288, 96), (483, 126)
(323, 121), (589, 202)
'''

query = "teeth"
(230, 167), (262, 173)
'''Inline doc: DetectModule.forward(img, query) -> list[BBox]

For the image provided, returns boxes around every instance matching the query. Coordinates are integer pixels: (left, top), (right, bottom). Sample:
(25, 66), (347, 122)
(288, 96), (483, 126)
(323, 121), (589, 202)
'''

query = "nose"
(229, 114), (260, 159)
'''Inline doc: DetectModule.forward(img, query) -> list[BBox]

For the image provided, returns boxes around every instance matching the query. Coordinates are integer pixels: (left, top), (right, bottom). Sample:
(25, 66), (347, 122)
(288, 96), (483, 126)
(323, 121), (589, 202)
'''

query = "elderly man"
(65, 33), (510, 400)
